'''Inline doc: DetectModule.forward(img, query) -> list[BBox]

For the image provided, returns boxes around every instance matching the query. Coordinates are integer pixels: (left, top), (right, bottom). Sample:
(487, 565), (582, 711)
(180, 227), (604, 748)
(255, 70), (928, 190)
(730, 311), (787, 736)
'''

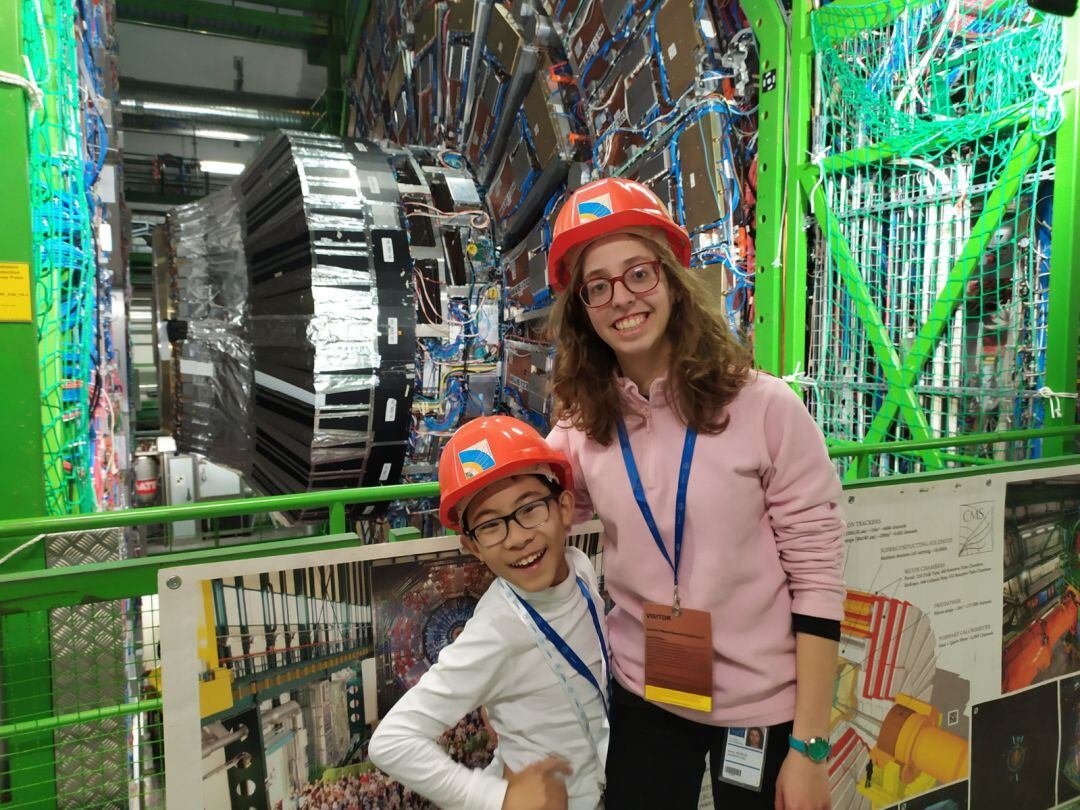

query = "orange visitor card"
(642, 602), (713, 713)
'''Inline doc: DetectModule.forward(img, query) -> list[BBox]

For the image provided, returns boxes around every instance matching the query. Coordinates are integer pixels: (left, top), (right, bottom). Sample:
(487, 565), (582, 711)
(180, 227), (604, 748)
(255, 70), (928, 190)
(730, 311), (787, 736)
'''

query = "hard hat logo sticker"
(458, 439), (496, 478)
(577, 194), (613, 222)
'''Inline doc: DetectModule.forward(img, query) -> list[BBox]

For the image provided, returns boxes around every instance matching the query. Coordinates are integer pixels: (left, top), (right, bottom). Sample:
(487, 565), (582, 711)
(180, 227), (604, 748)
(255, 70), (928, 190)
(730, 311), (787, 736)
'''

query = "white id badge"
(717, 727), (767, 791)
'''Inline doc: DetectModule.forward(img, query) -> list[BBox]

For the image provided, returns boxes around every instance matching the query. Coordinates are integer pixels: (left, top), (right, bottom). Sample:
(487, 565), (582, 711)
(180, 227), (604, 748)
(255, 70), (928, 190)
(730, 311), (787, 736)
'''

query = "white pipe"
(204, 752), (252, 781)
(202, 725), (248, 759)
(950, 163), (972, 439)
(897, 158), (950, 440)
(261, 701), (302, 728)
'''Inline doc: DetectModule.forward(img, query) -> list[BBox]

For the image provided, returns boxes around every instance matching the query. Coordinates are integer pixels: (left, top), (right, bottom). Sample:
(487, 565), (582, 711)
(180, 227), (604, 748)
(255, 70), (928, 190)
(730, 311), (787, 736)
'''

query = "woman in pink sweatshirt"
(544, 178), (844, 810)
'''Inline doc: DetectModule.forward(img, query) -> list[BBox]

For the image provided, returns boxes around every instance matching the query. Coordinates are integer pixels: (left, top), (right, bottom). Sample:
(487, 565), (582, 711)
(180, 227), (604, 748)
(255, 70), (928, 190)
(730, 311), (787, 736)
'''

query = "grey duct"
(479, 45), (540, 187)
(119, 79), (318, 130)
(461, 0), (494, 135)
(516, 3), (561, 49)
(120, 113), (269, 142)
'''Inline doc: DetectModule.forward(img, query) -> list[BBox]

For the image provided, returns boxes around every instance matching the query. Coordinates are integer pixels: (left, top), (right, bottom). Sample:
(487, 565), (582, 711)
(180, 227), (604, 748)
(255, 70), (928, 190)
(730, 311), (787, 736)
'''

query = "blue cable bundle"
(424, 377), (466, 431)
(427, 334), (463, 361)
(669, 102), (745, 229)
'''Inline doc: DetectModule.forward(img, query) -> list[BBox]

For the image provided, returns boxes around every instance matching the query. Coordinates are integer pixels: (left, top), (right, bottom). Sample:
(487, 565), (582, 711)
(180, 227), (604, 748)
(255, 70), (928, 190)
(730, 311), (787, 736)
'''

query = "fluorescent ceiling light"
(194, 128), (257, 142)
(199, 160), (246, 176)
(137, 101), (263, 120)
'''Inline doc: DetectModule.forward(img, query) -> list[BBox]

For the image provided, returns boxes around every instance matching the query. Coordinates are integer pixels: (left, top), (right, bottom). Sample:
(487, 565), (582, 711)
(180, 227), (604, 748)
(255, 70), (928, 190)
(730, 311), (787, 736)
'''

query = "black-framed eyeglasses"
(466, 495), (558, 548)
(576, 261), (662, 308)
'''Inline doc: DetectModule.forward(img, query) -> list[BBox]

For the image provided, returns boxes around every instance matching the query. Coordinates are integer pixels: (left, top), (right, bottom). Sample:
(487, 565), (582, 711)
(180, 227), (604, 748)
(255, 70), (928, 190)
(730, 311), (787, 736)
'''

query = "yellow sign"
(0, 262), (32, 323)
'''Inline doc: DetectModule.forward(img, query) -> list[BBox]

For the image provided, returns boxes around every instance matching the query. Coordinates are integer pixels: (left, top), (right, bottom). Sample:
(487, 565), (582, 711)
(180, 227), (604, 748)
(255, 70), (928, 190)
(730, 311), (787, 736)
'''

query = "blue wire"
(649, 21), (676, 106)
(540, 189), (564, 252)
(1030, 185), (1053, 455)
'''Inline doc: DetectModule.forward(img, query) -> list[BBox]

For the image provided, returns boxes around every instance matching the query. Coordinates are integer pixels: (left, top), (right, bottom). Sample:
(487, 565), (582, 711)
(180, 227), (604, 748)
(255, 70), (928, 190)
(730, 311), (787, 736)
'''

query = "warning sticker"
(0, 262), (32, 322)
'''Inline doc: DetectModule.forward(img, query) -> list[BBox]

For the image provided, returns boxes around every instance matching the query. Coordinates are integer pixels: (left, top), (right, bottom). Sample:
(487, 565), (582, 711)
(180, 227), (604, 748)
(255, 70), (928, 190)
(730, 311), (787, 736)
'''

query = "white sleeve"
(367, 618), (509, 810)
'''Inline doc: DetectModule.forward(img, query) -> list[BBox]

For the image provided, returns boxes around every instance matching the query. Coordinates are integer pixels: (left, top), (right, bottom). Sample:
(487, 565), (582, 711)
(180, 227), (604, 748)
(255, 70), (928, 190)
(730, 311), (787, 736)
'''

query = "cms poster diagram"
(370, 554), (494, 717)
(829, 478), (1005, 809)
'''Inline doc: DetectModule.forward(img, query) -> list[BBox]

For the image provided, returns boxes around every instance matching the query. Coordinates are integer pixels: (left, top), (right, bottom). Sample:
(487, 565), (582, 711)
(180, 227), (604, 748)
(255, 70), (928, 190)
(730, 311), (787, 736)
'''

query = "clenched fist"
(502, 756), (573, 810)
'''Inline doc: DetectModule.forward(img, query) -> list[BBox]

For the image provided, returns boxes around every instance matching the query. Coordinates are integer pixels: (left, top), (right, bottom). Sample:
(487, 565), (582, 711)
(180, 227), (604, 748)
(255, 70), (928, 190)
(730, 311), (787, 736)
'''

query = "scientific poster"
(829, 477), (1005, 809)
(369, 554), (495, 717)
(1001, 473), (1080, 694)
(159, 534), (488, 809)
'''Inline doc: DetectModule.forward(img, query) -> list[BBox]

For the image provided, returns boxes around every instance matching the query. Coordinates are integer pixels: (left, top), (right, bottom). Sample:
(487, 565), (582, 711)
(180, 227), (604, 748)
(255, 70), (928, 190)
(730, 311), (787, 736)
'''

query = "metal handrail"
(0, 481), (440, 539)
(827, 424), (1080, 457)
(2, 426), (1075, 540)
(2, 438), (1079, 741)
(0, 429), (1075, 607)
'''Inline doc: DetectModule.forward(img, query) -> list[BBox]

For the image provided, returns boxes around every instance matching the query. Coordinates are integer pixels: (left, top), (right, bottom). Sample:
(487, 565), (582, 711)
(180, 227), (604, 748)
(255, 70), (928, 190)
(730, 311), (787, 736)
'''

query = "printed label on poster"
(0, 262), (32, 322)
(844, 480), (1004, 703)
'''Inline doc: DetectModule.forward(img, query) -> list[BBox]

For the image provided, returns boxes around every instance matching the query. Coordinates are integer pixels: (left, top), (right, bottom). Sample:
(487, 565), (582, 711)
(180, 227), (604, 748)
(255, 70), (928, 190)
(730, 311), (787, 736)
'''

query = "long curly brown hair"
(548, 227), (752, 445)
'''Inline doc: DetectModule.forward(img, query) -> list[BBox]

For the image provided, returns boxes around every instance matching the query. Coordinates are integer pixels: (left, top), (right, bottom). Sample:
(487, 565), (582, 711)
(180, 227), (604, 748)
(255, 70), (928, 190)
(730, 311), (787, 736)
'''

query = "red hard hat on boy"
(438, 415), (574, 532)
(547, 177), (692, 293)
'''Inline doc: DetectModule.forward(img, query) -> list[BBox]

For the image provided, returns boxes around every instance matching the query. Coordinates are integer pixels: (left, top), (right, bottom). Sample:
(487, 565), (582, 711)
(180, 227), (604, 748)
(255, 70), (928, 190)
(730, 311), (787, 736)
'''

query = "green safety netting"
(23, 0), (97, 515)
(804, 0), (1065, 477)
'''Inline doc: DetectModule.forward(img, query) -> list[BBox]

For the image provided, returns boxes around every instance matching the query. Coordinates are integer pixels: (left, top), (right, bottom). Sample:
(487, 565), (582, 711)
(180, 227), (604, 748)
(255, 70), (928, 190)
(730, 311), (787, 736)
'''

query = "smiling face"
(461, 474), (574, 592)
(579, 233), (674, 374)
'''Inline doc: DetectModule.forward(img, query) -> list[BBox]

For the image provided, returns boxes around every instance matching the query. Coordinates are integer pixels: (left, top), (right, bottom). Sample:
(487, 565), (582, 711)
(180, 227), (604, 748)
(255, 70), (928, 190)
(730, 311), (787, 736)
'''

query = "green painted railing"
(0, 698), (163, 740)
(2, 427), (1079, 614)
(0, 481), (441, 541)
(0, 422), (1078, 768)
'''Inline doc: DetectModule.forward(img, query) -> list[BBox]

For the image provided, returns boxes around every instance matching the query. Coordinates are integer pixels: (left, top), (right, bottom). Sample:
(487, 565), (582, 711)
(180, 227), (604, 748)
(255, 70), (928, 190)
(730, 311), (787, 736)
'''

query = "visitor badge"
(642, 602), (713, 712)
(718, 727), (767, 791)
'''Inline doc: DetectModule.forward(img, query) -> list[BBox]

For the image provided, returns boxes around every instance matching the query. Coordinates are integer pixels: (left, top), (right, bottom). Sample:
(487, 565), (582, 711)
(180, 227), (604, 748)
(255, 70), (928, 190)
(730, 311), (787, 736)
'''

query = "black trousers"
(605, 681), (793, 809)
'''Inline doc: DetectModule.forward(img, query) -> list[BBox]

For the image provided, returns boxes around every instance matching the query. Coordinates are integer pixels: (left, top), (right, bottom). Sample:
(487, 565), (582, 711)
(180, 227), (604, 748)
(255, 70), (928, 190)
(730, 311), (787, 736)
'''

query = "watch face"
(807, 738), (831, 761)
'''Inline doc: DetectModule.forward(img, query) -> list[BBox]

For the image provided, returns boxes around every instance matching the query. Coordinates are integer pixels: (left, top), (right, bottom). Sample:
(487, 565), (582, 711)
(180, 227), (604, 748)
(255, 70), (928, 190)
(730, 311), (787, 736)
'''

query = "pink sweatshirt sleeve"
(546, 423), (597, 524)
(759, 381), (846, 621)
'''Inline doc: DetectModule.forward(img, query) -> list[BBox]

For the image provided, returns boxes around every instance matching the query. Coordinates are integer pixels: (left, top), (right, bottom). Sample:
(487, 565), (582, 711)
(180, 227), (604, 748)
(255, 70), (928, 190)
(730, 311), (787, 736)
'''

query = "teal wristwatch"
(788, 735), (831, 762)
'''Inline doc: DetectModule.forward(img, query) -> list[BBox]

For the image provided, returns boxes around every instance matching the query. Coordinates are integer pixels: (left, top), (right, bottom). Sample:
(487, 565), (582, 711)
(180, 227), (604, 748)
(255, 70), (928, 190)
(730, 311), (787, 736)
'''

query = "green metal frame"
(781, 0), (815, 381)
(1042, 14), (1080, 457)
(816, 130), (1043, 461)
(1, 0), (56, 803)
(744, 0), (787, 374)
(769, 0), (1080, 479)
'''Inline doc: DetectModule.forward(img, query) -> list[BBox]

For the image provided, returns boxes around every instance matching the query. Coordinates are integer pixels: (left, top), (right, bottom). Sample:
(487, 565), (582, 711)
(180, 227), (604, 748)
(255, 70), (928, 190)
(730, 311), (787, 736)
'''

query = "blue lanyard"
(616, 419), (697, 606)
(507, 576), (610, 716)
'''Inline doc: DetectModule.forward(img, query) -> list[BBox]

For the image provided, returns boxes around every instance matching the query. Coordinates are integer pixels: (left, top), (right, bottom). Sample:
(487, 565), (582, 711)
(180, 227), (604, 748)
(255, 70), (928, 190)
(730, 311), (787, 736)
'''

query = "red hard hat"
(547, 177), (692, 293)
(438, 415), (573, 531)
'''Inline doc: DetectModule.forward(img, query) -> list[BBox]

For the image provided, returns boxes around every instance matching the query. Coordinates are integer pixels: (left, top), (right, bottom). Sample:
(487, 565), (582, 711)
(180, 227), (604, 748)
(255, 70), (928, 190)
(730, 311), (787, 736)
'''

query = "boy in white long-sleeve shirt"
(369, 415), (609, 810)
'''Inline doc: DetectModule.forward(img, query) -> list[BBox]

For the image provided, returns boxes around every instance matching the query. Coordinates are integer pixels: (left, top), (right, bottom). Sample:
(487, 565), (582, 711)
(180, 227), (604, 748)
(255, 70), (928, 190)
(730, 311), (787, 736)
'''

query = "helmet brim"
(440, 456), (573, 532)
(548, 211), (692, 292)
